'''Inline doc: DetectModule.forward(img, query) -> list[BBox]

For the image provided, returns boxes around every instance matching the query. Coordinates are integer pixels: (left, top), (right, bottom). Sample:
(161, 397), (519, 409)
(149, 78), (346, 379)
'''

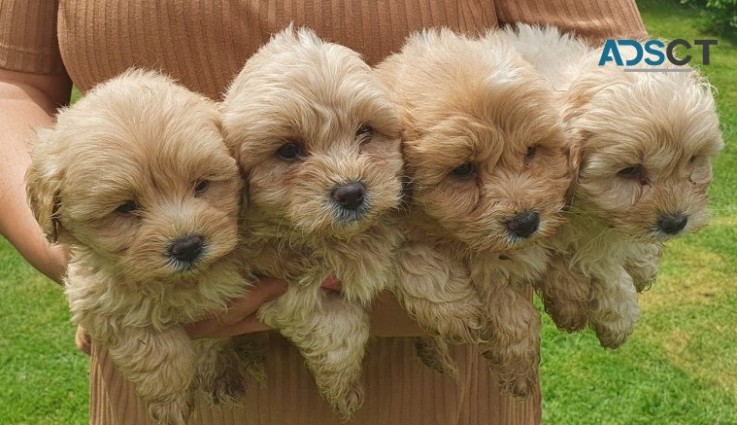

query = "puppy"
(376, 29), (573, 397)
(222, 27), (404, 419)
(26, 70), (251, 425)
(505, 25), (724, 347)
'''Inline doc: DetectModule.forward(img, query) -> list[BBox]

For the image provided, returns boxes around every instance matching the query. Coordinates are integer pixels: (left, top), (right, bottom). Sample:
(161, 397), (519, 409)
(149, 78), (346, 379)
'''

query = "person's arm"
(0, 69), (72, 284)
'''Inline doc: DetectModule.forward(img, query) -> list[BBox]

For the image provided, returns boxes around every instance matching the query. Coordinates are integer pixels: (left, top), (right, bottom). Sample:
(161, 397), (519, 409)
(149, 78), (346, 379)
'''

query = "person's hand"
(185, 277), (288, 339)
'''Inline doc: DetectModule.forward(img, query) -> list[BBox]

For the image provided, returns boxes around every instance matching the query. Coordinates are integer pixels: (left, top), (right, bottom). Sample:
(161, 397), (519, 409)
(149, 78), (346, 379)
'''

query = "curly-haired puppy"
(222, 27), (404, 419)
(376, 29), (573, 397)
(26, 70), (251, 425)
(505, 25), (723, 347)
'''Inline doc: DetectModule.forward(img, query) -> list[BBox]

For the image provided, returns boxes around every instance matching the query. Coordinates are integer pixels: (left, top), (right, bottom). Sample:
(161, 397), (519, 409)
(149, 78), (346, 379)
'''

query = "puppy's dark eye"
(356, 124), (374, 144)
(194, 180), (209, 195)
(115, 201), (138, 214)
(276, 142), (302, 160)
(452, 163), (475, 179)
(525, 146), (538, 162)
(689, 155), (697, 164)
(617, 165), (642, 178)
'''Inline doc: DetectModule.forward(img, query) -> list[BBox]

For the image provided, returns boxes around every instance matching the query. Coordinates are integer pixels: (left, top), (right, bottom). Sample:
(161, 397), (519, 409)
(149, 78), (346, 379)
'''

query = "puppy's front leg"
(394, 244), (484, 343)
(536, 253), (591, 332)
(193, 338), (248, 405)
(259, 288), (370, 420)
(625, 243), (661, 293)
(479, 283), (540, 398)
(413, 336), (459, 379)
(589, 267), (639, 349)
(108, 326), (196, 425)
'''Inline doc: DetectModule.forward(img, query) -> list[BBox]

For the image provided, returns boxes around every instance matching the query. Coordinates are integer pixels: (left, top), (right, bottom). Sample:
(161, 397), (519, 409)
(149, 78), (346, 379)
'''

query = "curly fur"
(26, 70), (252, 425)
(505, 25), (724, 347)
(222, 27), (404, 419)
(376, 29), (573, 397)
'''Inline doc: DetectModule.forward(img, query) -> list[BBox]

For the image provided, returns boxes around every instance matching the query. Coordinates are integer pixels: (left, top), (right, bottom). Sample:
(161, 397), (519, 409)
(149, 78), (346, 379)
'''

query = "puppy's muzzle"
(658, 213), (688, 235)
(331, 181), (366, 211)
(167, 235), (204, 264)
(506, 211), (539, 239)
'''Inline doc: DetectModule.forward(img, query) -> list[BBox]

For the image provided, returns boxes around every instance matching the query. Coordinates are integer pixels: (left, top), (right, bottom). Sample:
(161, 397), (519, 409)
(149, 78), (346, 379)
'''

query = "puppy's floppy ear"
(564, 66), (624, 122)
(214, 101), (250, 211)
(25, 129), (64, 242)
(562, 131), (589, 207)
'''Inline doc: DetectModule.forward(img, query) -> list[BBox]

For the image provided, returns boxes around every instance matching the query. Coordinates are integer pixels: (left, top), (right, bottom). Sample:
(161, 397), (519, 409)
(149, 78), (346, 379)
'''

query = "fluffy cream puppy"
(504, 25), (723, 347)
(222, 27), (404, 419)
(26, 70), (251, 425)
(376, 29), (573, 397)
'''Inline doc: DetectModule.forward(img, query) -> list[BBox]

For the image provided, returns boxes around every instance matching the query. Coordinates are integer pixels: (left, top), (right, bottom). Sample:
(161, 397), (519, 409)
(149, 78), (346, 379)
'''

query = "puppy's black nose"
(332, 181), (365, 210)
(168, 236), (204, 263)
(658, 214), (688, 235)
(506, 211), (539, 238)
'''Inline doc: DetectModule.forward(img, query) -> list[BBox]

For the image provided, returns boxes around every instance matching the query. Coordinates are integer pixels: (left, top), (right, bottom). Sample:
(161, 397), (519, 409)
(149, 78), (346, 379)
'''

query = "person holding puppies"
(0, 1), (645, 424)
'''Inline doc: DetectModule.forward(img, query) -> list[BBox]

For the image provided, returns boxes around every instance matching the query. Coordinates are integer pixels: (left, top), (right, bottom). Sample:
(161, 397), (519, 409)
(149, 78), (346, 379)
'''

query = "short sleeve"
(494, 0), (647, 42)
(0, 0), (67, 74)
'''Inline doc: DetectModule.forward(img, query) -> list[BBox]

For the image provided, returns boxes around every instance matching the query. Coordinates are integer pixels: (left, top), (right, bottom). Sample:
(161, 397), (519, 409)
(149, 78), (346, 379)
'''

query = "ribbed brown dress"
(1, 1), (646, 424)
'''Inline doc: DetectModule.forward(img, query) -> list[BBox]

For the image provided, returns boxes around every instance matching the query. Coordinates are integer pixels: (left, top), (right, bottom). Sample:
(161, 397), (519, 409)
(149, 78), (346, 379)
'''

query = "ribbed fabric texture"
(0, 0), (65, 73)
(90, 336), (542, 425)
(0, 0), (645, 99)
(54, 0), (500, 99)
(494, 0), (645, 41)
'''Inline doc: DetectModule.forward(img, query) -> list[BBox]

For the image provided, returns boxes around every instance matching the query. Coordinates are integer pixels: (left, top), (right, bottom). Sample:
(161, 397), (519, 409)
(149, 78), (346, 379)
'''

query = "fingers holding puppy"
(186, 277), (287, 339)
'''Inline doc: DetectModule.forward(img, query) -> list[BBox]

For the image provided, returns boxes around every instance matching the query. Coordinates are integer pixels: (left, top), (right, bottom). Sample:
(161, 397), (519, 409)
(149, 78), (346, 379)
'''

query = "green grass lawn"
(0, 240), (88, 424)
(1, 0), (735, 423)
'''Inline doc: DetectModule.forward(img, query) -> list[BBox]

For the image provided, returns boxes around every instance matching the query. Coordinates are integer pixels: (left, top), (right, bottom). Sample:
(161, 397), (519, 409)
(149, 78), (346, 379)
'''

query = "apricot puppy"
(505, 25), (723, 347)
(222, 27), (404, 419)
(26, 70), (251, 425)
(377, 29), (572, 396)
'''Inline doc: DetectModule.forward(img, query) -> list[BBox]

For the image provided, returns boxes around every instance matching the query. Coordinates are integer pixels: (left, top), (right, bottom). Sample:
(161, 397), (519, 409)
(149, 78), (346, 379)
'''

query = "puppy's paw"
(538, 266), (591, 333)
(414, 337), (459, 380)
(330, 383), (365, 421)
(633, 276), (657, 293)
(501, 373), (537, 399)
(626, 244), (661, 293)
(483, 352), (537, 398)
(590, 303), (636, 349)
(592, 322), (633, 349)
(482, 341), (539, 399)
(207, 364), (247, 406)
(233, 333), (269, 383)
(148, 395), (192, 425)
(198, 346), (248, 406)
(546, 303), (588, 333)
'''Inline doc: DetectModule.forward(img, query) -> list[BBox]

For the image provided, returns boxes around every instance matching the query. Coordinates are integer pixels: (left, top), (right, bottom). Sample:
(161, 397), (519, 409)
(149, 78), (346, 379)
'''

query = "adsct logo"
(599, 39), (717, 72)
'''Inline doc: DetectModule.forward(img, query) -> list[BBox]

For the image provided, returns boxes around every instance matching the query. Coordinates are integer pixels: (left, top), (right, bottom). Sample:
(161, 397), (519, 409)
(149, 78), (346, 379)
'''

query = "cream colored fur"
(376, 29), (573, 397)
(222, 27), (404, 419)
(504, 25), (724, 347)
(26, 70), (252, 425)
